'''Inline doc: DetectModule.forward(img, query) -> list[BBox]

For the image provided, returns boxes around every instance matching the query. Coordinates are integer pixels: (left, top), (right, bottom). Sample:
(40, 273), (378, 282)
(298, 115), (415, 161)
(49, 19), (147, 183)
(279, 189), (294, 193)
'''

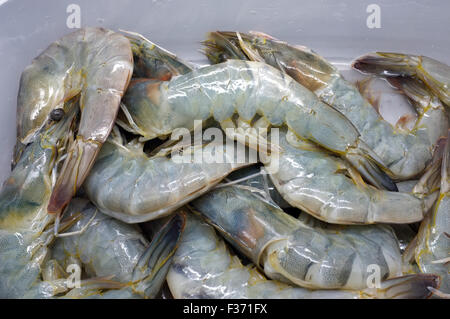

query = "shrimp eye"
(218, 53), (227, 62)
(50, 108), (65, 121)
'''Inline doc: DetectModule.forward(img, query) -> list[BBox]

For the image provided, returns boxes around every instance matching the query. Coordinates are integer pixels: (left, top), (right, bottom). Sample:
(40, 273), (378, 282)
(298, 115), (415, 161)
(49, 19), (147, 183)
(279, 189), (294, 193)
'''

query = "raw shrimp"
(264, 129), (437, 224)
(203, 31), (449, 180)
(119, 59), (397, 191)
(225, 167), (422, 252)
(224, 164), (292, 209)
(414, 131), (450, 296)
(15, 27), (133, 215)
(353, 52), (450, 107)
(189, 185), (404, 290)
(83, 127), (250, 223)
(116, 32), (195, 135)
(167, 212), (438, 299)
(0, 101), (179, 298)
(45, 198), (185, 299)
(122, 30), (194, 80)
(0, 102), (77, 298)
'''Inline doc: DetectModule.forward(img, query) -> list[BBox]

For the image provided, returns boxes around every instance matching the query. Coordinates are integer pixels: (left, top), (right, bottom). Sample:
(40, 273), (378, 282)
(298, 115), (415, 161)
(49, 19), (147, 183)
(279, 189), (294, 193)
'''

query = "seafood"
(264, 129), (437, 224)
(47, 199), (185, 299)
(83, 126), (250, 223)
(116, 32), (195, 138)
(167, 212), (438, 299)
(5, 26), (448, 300)
(0, 100), (181, 298)
(189, 185), (404, 290)
(119, 59), (397, 191)
(414, 131), (450, 296)
(224, 164), (292, 209)
(123, 30), (194, 80)
(0, 102), (77, 298)
(353, 52), (450, 107)
(15, 27), (133, 215)
(203, 31), (449, 180)
(390, 224), (417, 254)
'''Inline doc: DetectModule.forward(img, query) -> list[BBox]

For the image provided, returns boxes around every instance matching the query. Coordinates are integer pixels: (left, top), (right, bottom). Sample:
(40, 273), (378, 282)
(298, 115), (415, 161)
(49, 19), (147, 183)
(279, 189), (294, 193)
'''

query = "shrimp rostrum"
(15, 27), (133, 216)
(167, 211), (438, 299)
(119, 59), (397, 191)
(203, 31), (449, 180)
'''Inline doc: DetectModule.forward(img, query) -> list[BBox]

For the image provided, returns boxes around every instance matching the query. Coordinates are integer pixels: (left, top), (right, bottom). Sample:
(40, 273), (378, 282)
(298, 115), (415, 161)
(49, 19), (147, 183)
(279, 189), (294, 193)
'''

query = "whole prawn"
(190, 185), (404, 290)
(119, 59), (396, 191)
(203, 31), (449, 180)
(15, 27), (133, 215)
(167, 211), (438, 299)
(0, 99), (181, 298)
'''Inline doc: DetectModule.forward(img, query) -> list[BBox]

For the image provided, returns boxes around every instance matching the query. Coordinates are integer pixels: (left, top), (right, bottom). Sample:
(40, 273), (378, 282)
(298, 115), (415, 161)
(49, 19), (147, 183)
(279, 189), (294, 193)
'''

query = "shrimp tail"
(362, 274), (439, 299)
(131, 212), (186, 298)
(352, 52), (420, 77)
(345, 140), (398, 191)
(387, 76), (437, 111)
(354, 52), (450, 107)
(204, 31), (281, 64)
(413, 135), (448, 195)
(202, 31), (249, 64)
(121, 29), (193, 79)
(388, 76), (428, 100)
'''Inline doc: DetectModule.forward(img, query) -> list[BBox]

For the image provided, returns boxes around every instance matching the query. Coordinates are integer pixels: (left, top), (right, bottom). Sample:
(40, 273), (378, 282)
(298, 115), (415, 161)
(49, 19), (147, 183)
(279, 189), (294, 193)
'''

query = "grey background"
(0, 0), (448, 185)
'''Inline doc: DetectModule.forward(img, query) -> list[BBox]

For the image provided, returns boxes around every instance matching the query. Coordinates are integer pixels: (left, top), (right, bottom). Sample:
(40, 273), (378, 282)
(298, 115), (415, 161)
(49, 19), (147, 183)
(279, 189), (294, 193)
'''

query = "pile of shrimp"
(0, 27), (448, 299)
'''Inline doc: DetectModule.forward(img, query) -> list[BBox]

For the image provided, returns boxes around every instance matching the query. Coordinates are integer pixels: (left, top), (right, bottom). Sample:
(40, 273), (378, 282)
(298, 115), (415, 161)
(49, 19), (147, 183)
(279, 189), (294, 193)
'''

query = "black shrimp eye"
(218, 53), (227, 62)
(50, 108), (65, 121)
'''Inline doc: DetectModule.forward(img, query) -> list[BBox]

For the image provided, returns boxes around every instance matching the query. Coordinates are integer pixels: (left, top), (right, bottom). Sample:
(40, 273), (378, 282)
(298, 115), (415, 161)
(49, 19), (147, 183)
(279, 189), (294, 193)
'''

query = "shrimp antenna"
(54, 207), (98, 238)
(214, 169), (267, 189)
(214, 167), (278, 205)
